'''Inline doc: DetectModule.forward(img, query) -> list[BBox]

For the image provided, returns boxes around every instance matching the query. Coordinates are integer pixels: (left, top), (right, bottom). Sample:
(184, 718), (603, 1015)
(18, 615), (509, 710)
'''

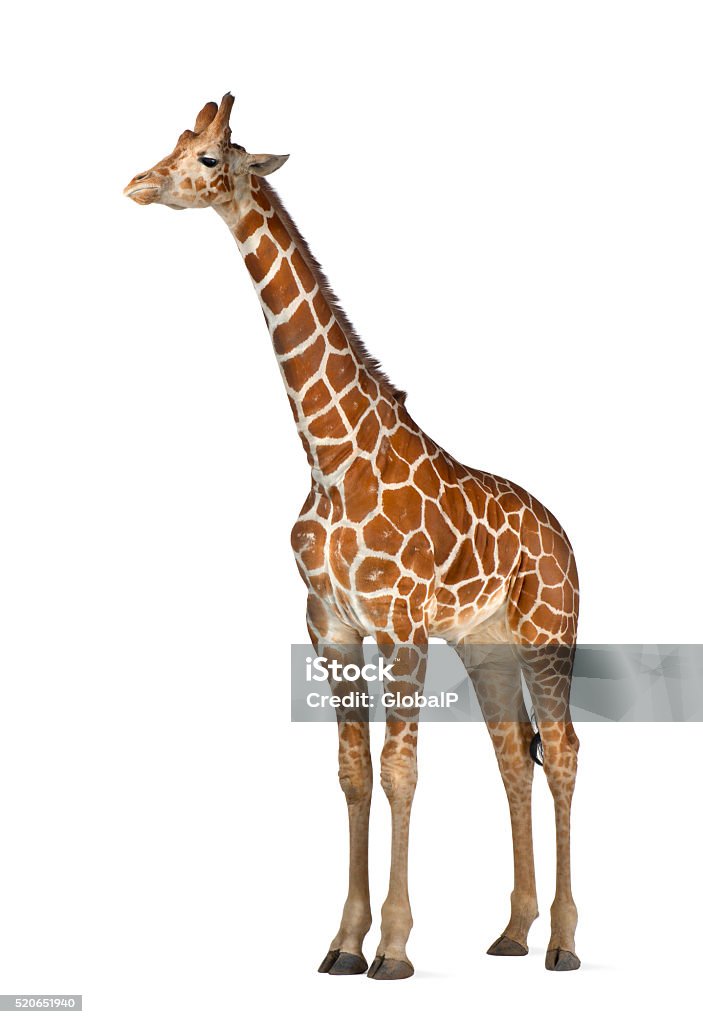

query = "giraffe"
(125, 94), (581, 978)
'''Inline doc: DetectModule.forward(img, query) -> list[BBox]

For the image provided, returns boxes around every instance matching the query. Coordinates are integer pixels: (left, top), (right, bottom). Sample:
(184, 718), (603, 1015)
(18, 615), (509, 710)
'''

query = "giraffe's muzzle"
(123, 173), (161, 205)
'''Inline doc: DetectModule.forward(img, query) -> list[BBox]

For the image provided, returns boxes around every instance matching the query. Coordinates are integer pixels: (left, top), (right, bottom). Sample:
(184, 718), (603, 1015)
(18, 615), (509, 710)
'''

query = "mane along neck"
(216, 176), (406, 485)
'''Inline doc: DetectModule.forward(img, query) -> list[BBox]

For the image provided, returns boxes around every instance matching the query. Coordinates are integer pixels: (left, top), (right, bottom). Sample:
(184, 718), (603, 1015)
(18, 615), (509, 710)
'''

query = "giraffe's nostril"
(134, 172), (148, 181)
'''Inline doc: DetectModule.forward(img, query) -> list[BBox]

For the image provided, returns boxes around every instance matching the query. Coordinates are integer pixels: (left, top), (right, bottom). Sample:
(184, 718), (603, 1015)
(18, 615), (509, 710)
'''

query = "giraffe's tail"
(529, 730), (544, 766)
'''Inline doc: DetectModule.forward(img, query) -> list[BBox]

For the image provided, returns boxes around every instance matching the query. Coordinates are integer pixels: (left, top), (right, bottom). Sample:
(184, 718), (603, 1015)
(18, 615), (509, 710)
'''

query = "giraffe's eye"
(198, 156), (218, 168)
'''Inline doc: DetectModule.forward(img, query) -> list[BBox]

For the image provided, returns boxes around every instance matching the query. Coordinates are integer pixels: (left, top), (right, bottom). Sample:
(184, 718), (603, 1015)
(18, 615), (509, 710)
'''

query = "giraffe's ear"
(246, 153), (289, 177)
(194, 101), (218, 133)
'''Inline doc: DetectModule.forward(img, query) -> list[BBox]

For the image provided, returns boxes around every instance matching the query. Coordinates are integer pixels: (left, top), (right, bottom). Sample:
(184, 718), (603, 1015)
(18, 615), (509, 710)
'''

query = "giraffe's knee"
(380, 764), (417, 802)
(380, 722), (418, 800)
(338, 763), (372, 805)
(338, 723), (372, 804)
(379, 752), (417, 800)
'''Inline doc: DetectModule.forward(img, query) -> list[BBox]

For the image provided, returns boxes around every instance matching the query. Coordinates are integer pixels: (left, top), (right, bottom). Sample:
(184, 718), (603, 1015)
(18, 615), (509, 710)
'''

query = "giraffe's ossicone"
(125, 93), (582, 977)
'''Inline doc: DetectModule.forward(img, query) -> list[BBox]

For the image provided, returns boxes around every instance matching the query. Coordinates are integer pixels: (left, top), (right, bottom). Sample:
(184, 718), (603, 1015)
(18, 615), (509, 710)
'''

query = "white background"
(1, 2), (701, 1021)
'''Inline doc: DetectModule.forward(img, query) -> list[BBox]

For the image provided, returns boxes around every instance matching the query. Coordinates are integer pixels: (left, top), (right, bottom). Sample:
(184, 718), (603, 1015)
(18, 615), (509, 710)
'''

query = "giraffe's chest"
(290, 488), (399, 638)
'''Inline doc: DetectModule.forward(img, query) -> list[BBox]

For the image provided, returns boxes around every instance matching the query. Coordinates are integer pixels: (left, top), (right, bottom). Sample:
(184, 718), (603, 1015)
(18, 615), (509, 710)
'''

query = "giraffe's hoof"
(487, 935), (528, 957)
(367, 955), (414, 980)
(545, 948), (581, 971)
(318, 948), (368, 975)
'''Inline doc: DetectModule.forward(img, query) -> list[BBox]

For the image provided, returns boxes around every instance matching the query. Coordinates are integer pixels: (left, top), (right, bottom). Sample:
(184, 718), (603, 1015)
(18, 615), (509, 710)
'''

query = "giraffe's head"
(124, 94), (288, 210)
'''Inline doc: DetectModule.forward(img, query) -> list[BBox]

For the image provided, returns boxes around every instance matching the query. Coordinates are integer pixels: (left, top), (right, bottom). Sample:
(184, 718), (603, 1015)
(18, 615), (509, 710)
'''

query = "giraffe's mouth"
(124, 183), (161, 205)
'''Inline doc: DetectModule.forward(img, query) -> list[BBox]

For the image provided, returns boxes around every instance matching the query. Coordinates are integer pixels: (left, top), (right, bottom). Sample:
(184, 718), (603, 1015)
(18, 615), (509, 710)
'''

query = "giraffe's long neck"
(216, 177), (403, 486)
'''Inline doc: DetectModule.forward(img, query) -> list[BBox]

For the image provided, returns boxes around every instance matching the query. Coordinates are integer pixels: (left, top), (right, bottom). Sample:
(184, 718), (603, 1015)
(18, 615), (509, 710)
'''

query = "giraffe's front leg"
(367, 636), (427, 981)
(317, 718), (373, 975)
(308, 614), (373, 977)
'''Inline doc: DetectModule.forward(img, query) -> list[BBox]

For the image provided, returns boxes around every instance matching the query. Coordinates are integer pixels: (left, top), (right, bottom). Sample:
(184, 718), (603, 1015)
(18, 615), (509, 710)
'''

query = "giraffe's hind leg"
(507, 510), (581, 970)
(455, 641), (539, 955)
(515, 642), (580, 971)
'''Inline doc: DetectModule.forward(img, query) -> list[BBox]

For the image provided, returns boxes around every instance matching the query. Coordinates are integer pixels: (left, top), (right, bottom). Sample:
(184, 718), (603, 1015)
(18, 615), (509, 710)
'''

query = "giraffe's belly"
(300, 541), (514, 646)
(427, 583), (513, 644)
